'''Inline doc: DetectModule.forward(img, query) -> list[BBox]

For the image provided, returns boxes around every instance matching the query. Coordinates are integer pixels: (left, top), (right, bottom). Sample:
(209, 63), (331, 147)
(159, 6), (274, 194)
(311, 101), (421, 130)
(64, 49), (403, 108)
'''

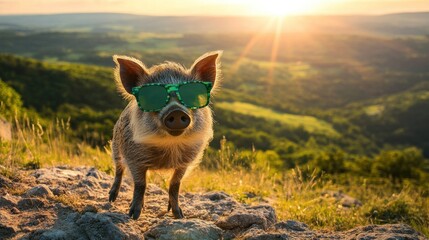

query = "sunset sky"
(1, 0), (429, 16)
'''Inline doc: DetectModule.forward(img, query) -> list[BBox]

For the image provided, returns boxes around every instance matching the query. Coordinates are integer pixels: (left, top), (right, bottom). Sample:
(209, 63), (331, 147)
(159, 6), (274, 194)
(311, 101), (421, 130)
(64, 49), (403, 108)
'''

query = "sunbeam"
(268, 16), (284, 88)
(230, 17), (276, 74)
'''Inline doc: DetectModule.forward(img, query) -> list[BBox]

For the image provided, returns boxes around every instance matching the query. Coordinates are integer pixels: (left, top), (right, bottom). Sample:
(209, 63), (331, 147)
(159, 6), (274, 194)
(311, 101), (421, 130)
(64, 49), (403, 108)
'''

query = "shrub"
(311, 149), (347, 174)
(371, 147), (425, 182)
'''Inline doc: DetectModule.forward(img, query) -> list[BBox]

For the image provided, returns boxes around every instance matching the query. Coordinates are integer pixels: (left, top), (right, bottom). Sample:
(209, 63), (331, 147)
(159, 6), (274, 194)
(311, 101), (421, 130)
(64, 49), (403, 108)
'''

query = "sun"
(228, 0), (329, 89)
(245, 0), (325, 16)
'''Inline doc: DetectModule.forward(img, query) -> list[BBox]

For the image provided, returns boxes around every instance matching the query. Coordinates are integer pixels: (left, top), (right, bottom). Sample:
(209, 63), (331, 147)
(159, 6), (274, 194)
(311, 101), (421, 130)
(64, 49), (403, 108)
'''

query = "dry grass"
(0, 114), (113, 178)
(54, 194), (85, 211)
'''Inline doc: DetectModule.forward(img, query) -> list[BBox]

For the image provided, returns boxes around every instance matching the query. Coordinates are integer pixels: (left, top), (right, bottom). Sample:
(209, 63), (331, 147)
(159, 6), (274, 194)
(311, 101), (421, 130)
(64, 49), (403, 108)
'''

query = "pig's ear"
(191, 51), (222, 92)
(113, 55), (149, 99)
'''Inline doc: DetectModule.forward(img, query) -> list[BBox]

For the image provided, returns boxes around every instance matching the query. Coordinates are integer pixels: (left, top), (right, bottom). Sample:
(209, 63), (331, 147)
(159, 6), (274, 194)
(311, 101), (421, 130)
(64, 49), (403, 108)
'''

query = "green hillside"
(217, 101), (340, 137)
(341, 88), (429, 156)
(0, 54), (123, 111)
(0, 54), (123, 144)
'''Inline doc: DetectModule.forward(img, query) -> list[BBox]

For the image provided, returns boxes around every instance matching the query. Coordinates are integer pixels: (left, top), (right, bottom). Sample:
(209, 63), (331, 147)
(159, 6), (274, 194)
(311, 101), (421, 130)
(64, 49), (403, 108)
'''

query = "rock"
(86, 167), (104, 179)
(239, 222), (426, 240)
(240, 228), (289, 240)
(25, 184), (54, 198)
(145, 219), (222, 240)
(247, 205), (277, 226)
(78, 168), (111, 189)
(274, 220), (310, 232)
(18, 198), (45, 210)
(76, 212), (136, 240)
(10, 207), (20, 214)
(38, 229), (68, 240)
(337, 224), (426, 239)
(203, 191), (230, 201)
(322, 190), (362, 208)
(0, 193), (19, 208)
(238, 225), (318, 240)
(146, 184), (167, 195)
(340, 195), (362, 208)
(30, 212), (83, 240)
(0, 223), (17, 239)
(215, 205), (276, 231)
(0, 211), (18, 238)
(25, 213), (51, 227)
(239, 220), (316, 240)
(33, 168), (84, 184)
(82, 204), (98, 213)
(78, 177), (102, 189)
(51, 187), (66, 196)
(186, 191), (241, 219)
(28, 212), (140, 240)
(0, 174), (13, 188)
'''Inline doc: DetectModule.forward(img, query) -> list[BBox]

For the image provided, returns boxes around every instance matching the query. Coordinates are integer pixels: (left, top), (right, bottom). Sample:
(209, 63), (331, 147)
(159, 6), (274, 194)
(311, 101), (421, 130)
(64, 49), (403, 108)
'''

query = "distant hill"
(1, 12), (429, 35)
(0, 54), (123, 112)
(0, 13), (268, 34)
(340, 84), (429, 156)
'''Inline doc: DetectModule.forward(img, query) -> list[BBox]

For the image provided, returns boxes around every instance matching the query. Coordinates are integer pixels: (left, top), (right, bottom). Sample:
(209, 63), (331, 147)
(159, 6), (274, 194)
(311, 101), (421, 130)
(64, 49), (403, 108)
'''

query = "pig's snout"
(163, 110), (191, 135)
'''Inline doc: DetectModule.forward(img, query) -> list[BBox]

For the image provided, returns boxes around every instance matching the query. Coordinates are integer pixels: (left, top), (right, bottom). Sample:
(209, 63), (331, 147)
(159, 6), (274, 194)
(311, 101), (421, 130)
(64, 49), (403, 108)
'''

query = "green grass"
(216, 101), (340, 137)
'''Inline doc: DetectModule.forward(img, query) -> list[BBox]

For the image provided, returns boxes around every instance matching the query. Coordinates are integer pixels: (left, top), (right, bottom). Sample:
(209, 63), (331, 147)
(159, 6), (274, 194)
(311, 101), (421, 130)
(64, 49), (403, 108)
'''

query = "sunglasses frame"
(132, 81), (213, 112)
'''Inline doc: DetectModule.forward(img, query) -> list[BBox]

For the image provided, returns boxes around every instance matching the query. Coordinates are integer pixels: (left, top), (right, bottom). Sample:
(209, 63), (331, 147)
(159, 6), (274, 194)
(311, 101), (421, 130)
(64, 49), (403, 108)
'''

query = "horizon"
(1, 0), (429, 16)
(1, 10), (429, 18)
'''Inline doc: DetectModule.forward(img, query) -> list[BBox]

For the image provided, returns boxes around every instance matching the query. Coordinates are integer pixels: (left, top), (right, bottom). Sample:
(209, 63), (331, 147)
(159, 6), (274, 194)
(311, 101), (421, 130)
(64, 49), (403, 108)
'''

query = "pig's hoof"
(173, 206), (184, 219)
(108, 187), (119, 202)
(167, 202), (184, 219)
(128, 201), (143, 220)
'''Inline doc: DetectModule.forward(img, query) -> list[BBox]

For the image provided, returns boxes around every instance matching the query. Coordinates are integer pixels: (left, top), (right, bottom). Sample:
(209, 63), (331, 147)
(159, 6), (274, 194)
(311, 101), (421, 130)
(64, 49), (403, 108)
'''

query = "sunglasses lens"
(137, 85), (168, 111)
(179, 82), (209, 108)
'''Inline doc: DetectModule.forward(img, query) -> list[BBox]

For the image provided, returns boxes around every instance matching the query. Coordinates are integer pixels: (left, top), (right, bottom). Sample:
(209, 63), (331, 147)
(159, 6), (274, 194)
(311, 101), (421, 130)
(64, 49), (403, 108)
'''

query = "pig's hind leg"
(109, 142), (124, 202)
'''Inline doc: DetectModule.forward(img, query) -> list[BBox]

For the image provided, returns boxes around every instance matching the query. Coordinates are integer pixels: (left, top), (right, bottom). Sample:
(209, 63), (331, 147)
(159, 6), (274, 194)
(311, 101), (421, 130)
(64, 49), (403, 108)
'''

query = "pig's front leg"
(129, 167), (148, 220)
(168, 167), (187, 219)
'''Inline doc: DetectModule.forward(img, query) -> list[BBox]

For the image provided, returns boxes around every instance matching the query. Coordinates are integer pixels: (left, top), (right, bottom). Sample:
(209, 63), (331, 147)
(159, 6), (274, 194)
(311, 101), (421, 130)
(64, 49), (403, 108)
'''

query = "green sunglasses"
(132, 81), (213, 112)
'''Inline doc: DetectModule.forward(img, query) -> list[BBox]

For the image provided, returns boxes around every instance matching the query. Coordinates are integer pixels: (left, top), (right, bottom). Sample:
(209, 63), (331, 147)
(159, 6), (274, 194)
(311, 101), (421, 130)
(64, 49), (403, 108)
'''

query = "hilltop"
(0, 167), (426, 239)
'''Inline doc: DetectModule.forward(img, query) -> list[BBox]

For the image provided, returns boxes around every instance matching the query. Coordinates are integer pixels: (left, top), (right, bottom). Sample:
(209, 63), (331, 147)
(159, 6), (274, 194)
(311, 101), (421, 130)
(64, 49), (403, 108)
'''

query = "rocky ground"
(0, 167), (426, 240)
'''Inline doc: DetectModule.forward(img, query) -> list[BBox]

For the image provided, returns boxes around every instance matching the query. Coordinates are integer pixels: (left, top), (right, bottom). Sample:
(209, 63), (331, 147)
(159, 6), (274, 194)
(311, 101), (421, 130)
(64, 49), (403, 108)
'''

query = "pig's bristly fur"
(109, 51), (222, 220)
